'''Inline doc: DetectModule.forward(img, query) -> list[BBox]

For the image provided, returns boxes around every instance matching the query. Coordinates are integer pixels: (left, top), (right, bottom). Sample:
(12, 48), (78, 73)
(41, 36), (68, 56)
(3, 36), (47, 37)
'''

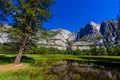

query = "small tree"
(0, 0), (54, 65)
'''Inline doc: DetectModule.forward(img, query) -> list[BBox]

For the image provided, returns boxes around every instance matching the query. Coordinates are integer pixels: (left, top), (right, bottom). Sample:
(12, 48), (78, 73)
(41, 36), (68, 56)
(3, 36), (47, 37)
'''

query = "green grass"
(0, 54), (68, 80)
(79, 56), (120, 63)
(0, 67), (46, 80)
(1, 54), (120, 80)
(1, 54), (120, 65)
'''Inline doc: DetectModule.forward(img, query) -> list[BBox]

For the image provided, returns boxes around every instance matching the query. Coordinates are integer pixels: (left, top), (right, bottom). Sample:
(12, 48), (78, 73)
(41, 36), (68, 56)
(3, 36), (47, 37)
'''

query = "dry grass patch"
(0, 64), (29, 71)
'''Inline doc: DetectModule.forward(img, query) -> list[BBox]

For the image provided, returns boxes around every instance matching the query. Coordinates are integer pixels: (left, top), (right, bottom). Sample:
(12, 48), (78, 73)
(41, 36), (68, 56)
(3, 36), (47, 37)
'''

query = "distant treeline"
(0, 43), (120, 56)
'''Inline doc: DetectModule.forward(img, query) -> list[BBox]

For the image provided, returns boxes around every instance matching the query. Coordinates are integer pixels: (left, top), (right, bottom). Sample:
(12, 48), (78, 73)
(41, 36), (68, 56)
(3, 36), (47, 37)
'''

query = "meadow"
(0, 54), (120, 80)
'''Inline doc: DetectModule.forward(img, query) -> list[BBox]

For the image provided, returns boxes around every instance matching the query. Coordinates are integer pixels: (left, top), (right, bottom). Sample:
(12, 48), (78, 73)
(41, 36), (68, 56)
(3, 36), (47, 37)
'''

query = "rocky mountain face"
(38, 20), (120, 50)
(100, 20), (120, 46)
(0, 20), (120, 50)
(71, 22), (103, 50)
(38, 28), (74, 50)
(77, 22), (101, 41)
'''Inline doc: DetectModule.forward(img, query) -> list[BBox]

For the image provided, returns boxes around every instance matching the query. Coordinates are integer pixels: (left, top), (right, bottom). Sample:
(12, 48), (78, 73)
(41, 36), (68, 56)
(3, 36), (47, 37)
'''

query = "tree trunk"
(14, 37), (27, 65)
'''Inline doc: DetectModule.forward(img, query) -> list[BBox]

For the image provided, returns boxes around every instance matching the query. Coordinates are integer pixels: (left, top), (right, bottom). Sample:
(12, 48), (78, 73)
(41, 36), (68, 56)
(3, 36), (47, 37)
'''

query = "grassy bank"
(0, 54), (120, 80)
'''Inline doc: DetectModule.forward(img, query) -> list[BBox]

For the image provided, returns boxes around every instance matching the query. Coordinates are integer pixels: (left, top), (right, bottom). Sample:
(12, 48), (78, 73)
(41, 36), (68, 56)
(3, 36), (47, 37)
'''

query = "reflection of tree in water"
(50, 61), (120, 80)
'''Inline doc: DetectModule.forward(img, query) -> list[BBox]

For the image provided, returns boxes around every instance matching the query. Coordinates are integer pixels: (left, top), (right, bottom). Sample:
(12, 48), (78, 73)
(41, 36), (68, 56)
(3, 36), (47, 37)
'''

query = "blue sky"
(43, 0), (119, 32)
(0, 0), (119, 32)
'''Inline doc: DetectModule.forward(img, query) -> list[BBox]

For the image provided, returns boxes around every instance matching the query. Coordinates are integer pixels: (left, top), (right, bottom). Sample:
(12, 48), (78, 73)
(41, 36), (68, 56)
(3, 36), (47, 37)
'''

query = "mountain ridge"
(0, 20), (120, 50)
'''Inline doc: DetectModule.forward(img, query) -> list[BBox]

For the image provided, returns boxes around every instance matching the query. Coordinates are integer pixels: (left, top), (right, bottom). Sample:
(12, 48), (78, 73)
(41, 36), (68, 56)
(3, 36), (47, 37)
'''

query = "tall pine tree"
(0, 0), (54, 65)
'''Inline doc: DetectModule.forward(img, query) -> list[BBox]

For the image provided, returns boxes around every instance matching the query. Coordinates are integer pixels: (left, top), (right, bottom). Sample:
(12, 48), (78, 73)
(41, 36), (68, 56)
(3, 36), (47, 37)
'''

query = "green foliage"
(99, 48), (107, 55)
(25, 46), (119, 56)
(0, 43), (18, 54)
(39, 30), (58, 39)
(0, 0), (55, 56)
(106, 47), (120, 56)
(90, 47), (99, 55)
(80, 36), (89, 41)
(0, 0), (14, 14)
(12, 0), (54, 43)
(73, 49), (82, 55)
(0, 42), (120, 56)
(25, 46), (69, 55)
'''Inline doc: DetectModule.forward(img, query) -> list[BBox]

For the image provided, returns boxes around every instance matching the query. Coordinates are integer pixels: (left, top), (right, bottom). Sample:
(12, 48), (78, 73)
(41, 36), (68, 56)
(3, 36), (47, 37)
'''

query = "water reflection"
(49, 61), (120, 80)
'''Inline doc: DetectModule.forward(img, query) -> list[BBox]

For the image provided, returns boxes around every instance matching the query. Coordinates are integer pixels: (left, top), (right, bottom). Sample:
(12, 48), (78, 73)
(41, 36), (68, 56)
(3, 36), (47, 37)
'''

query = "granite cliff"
(0, 20), (120, 50)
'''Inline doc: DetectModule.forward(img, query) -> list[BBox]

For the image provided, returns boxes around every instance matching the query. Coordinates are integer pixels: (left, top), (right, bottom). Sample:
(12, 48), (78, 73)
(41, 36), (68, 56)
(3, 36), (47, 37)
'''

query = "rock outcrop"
(0, 20), (120, 50)
(100, 20), (120, 46)
(37, 28), (73, 50)
(77, 22), (101, 41)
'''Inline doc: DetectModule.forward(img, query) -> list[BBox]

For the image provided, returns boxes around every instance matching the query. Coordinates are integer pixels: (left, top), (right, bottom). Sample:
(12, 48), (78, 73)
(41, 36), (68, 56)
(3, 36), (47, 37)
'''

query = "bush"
(0, 43), (18, 54)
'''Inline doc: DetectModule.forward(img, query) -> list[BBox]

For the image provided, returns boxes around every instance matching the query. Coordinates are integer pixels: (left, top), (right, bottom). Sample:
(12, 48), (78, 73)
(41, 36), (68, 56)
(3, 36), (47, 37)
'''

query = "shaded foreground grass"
(0, 54), (120, 80)
(0, 54), (35, 65)
(1, 54), (120, 64)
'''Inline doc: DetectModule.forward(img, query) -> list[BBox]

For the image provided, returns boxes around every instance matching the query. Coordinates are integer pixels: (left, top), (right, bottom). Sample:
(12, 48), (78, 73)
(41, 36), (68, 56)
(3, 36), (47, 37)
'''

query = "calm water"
(48, 60), (120, 80)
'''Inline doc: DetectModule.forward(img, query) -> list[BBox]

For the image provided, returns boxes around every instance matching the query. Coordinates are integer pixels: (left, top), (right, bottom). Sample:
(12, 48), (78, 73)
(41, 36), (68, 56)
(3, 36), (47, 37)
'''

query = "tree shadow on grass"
(0, 55), (35, 64)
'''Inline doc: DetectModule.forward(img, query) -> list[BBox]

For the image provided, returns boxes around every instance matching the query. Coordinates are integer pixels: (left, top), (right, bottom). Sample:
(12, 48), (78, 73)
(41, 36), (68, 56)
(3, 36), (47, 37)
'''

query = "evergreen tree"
(0, 0), (54, 65)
